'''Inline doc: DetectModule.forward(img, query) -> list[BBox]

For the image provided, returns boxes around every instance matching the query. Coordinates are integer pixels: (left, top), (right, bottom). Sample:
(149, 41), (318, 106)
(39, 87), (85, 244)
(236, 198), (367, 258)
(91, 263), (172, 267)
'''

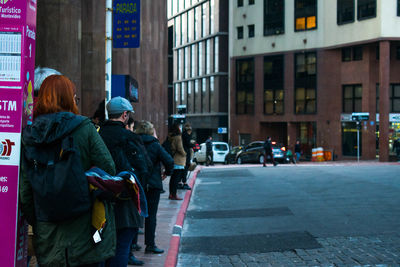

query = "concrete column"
(379, 41), (390, 162)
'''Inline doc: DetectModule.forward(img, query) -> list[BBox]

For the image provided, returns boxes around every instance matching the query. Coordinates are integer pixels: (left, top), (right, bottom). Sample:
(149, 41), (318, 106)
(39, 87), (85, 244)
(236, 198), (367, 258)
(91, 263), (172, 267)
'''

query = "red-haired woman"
(20, 75), (116, 267)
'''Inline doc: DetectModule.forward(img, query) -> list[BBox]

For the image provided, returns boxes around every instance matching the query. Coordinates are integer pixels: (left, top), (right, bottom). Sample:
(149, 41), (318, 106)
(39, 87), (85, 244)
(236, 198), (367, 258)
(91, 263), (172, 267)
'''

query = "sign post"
(113, 0), (141, 48)
(0, 0), (37, 266)
(352, 112), (370, 163)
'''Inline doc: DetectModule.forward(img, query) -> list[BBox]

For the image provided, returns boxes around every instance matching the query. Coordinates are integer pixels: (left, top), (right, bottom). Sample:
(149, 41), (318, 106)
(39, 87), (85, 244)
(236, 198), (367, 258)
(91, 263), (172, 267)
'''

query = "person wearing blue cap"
(99, 97), (152, 266)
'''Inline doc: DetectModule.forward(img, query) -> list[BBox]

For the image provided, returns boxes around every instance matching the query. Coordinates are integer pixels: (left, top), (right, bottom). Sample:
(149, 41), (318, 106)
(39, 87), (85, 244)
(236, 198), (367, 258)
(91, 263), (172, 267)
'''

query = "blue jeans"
(106, 228), (135, 267)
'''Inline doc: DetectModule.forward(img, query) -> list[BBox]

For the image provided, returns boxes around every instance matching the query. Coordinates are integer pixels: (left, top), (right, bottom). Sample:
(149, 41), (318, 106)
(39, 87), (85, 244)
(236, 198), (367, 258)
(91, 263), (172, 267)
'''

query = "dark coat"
(264, 140), (273, 153)
(99, 120), (152, 229)
(182, 130), (192, 165)
(20, 112), (116, 266)
(140, 134), (174, 190)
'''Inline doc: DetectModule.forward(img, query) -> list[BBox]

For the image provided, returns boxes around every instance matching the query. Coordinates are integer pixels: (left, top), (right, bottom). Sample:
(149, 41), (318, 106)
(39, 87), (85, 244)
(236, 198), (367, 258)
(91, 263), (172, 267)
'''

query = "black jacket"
(99, 120), (151, 229)
(182, 130), (192, 165)
(264, 140), (272, 153)
(140, 134), (174, 191)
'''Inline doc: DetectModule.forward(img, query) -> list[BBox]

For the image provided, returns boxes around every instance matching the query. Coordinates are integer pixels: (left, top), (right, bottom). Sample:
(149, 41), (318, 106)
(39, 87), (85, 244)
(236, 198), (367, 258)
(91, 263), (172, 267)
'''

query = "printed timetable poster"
(0, 0), (37, 266)
(113, 0), (140, 48)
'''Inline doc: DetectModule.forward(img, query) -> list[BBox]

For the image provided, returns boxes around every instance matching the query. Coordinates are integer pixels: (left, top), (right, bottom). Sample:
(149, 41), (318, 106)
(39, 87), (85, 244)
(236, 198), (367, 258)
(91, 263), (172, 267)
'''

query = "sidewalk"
(129, 169), (200, 267)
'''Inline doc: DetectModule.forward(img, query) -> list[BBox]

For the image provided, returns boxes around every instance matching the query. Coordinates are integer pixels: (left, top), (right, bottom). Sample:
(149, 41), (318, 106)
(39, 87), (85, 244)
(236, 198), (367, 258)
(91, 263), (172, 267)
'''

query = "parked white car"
(193, 141), (229, 164)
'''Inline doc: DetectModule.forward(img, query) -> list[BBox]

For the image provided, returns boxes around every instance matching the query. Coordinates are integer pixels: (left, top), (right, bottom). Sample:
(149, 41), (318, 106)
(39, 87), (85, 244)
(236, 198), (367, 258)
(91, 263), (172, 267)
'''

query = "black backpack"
(23, 133), (91, 222)
(162, 137), (174, 157)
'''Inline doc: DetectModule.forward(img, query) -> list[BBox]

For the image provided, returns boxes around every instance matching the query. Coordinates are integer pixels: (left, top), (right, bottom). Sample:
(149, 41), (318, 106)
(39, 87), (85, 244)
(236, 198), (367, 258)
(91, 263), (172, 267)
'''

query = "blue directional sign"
(113, 0), (140, 48)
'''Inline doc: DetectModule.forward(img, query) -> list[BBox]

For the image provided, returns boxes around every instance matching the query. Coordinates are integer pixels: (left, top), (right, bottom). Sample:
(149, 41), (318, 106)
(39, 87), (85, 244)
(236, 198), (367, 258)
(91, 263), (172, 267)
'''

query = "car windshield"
(214, 144), (228, 151)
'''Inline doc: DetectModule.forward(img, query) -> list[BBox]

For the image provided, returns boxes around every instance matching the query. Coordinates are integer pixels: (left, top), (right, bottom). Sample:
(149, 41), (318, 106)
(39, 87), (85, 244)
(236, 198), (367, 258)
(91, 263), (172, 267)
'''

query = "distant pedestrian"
(168, 123), (187, 200)
(136, 120), (174, 254)
(295, 140), (301, 162)
(263, 137), (277, 167)
(286, 149), (296, 164)
(205, 136), (214, 166)
(21, 75), (117, 266)
(181, 123), (193, 189)
(393, 138), (400, 161)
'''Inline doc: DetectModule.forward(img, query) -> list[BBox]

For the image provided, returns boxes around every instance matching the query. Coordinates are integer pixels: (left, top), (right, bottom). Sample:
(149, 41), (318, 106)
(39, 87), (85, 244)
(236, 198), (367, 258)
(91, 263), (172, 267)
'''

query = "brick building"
(229, 0), (400, 161)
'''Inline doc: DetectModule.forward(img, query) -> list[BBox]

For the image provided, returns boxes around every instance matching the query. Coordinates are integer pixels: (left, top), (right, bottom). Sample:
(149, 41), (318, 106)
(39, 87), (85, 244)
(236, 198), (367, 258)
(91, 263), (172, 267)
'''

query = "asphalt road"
(177, 164), (400, 266)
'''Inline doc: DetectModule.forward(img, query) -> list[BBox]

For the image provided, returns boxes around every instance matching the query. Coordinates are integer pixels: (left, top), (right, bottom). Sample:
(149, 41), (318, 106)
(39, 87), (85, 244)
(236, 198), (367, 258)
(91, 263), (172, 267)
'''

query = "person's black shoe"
(182, 184), (191, 190)
(177, 183), (184, 189)
(145, 245), (164, 254)
(273, 162), (278, 166)
(132, 244), (142, 251)
(128, 255), (144, 265)
(160, 189), (166, 194)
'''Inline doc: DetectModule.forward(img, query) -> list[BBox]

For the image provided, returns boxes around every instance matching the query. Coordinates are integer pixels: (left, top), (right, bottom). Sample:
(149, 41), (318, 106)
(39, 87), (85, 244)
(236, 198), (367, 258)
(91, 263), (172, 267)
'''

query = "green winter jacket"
(20, 112), (116, 267)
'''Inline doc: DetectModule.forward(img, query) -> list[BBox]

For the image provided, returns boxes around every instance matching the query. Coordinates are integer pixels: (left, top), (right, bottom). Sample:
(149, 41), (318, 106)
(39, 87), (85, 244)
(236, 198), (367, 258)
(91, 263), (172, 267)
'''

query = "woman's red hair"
(34, 75), (79, 118)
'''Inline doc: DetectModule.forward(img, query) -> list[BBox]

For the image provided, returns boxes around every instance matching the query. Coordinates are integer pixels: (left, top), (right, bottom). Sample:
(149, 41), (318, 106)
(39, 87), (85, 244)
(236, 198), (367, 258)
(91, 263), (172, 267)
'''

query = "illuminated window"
(295, 0), (317, 31)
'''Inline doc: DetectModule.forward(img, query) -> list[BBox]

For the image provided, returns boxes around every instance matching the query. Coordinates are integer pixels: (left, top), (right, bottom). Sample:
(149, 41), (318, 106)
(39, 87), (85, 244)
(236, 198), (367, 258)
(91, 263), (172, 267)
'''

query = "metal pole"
(105, 0), (113, 118)
(357, 122), (360, 163)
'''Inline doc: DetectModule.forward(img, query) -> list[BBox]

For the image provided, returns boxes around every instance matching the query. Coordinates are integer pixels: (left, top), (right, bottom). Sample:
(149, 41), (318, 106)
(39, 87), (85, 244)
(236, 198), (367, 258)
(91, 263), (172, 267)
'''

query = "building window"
(390, 84), (400, 112)
(342, 46), (363, 61)
(396, 46), (400, 60)
(238, 0), (243, 7)
(337, 0), (354, 25)
(249, 0), (255, 5)
(214, 37), (219, 72)
(264, 55), (284, 115)
(237, 26), (244, 39)
(295, 0), (317, 31)
(264, 0), (284, 36)
(236, 58), (254, 114)
(295, 52), (316, 114)
(357, 0), (376, 20)
(248, 25), (255, 38)
(398, 0), (400, 16)
(343, 84), (362, 113)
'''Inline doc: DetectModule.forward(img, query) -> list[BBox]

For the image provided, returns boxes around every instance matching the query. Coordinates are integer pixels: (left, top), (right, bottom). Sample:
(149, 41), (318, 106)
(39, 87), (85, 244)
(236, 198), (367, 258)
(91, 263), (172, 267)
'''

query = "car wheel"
(224, 158), (228, 165)
(259, 154), (265, 164)
(237, 156), (242, 165)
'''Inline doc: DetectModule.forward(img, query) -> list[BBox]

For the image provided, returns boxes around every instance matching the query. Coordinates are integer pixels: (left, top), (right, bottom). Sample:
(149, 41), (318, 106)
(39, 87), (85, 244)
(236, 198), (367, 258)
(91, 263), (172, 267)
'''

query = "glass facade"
(168, 0), (227, 119)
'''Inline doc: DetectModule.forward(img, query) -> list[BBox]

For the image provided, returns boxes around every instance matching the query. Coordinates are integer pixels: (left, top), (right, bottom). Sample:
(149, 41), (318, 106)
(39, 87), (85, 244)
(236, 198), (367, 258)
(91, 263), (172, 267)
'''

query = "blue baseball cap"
(106, 97), (134, 114)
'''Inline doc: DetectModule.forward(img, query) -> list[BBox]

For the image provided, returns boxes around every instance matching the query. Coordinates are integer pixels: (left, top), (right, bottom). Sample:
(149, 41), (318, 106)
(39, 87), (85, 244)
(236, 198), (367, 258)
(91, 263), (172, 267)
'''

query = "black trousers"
(144, 188), (161, 246)
(169, 169), (185, 196)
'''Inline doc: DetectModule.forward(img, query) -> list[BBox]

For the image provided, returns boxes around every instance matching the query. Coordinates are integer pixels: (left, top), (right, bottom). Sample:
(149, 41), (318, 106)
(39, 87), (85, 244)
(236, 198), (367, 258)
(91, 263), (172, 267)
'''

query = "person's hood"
(140, 134), (158, 145)
(23, 112), (88, 145)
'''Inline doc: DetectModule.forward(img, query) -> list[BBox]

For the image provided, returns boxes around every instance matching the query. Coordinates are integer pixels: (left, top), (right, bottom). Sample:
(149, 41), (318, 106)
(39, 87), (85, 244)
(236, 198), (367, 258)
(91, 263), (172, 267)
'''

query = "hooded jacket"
(140, 134), (174, 190)
(20, 112), (116, 266)
(99, 120), (152, 229)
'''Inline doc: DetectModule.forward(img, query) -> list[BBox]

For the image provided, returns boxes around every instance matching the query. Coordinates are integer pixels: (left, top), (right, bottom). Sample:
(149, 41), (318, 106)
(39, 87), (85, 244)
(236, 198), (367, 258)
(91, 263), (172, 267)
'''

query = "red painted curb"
(164, 168), (201, 267)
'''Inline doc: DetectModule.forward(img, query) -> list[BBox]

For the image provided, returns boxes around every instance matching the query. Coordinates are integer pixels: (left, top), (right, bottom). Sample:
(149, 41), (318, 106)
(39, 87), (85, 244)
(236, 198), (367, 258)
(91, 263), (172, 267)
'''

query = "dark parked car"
(236, 141), (287, 164)
(224, 146), (243, 164)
